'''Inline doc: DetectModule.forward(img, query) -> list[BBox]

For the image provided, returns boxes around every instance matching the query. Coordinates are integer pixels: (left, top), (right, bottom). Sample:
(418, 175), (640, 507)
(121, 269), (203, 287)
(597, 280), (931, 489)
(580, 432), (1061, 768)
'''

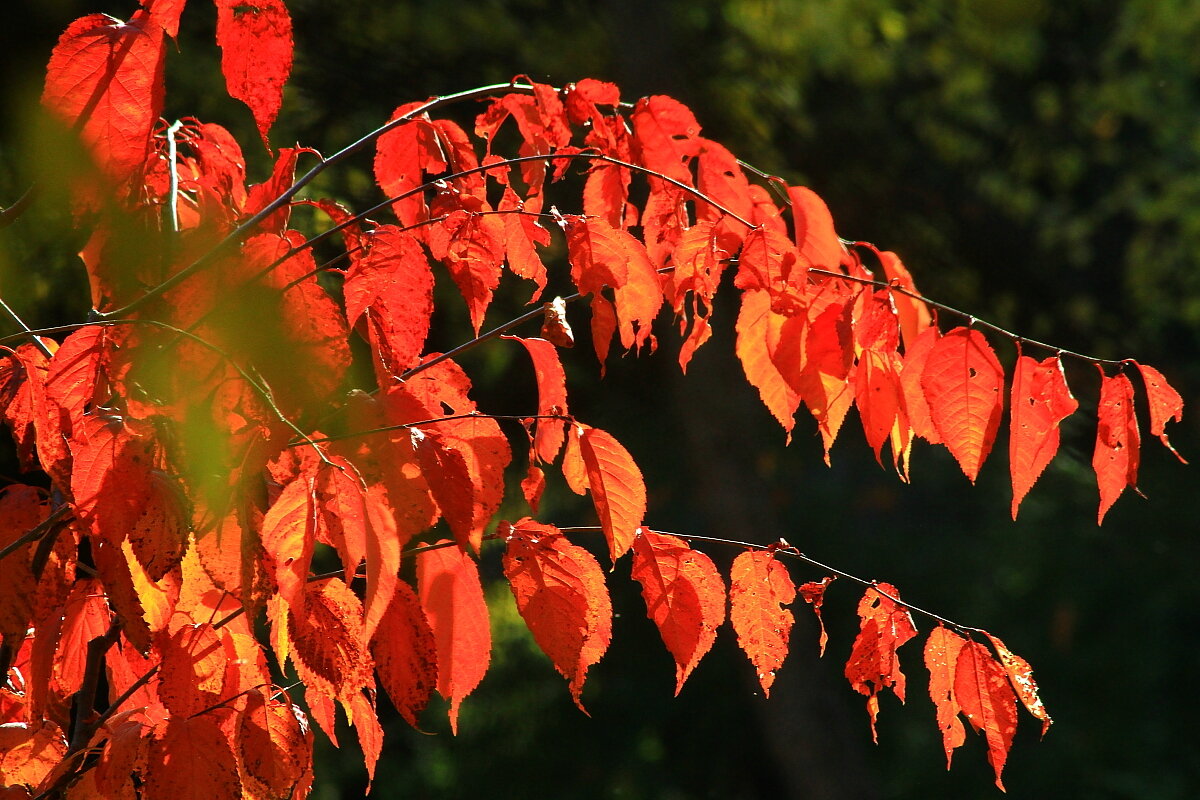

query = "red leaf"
(696, 139), (754, 226)
(214, 0), (293, 148)
(954, 639), (1019, 791)
(0, 344), (52, 474)
(1134, 361), (1186, 463)
(499, 188), (550, 301)
(924, 624), (968, 769)
(630, 531), (726, 694)
(502, 519), (612, 711)
(260, 473), (315, 610)
(412, 428), (477, 553)
(787, 185), (844, 271)
(1092, 370), (1140, 524)
(983, 631), (1052, 736)
(313, 457), (369, 589)
(0, 720), (68, 790)
(577, 425), (647, 563)
(370, 581), (437, 729)
(372, 101), (442, 229)
(797, 576), (835, 657)
(243, 146), (306, 232)
(728, 550), (796, 697)
(144, 715), (241, 800)
(502, 336), (568, 464)
(157, 623), (226, 717)
(0, 487), (51, 644)
(844, 583), (918, 741)
(521, 463), (546, 512)
(288, 578), (373, 704)
(898, 325), (942, 445)
(631, 95), (702, 185)
(1009, 353), (1078, 519)
(921, 327), (1005, 483)
(855, 349), (904, 467)
(416, 542), (491, 734)
(876, 250), (932, 350)
(41, 11), (165, 187)
(348, 691), (383, 787)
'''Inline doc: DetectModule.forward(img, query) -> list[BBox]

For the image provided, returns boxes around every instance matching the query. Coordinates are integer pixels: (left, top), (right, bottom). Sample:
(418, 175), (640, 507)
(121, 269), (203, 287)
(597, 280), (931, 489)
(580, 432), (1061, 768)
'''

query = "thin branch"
(287, 412), (572, 448)
(0, 300), (54, 358)
(0, 505), (71, 563)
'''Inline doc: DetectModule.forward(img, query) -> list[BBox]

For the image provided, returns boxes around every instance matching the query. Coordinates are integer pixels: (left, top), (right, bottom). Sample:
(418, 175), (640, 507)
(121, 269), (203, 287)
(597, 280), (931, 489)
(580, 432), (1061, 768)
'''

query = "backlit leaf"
(797, 576), (835, 657)
(577, 426), (647, 563)
(924, 624), (967, 769)
(1009, 353), (1077, 519)
(214, 0), (293, 148)
(144, 715), (241, 800)
(502, 519), (612, 711)
(954, 639), (1018, 791)
(983, 631), (1052, 737)
(502, 336), (568, 464)
(1092, 370), (1139, 524)
(844, 583), (917, 741)
(728, 550), (796, 698)
(1134, 361), (1186, 463)
(631, 531), (726, 694)
(370, 581), (437, 729)
(921, 327), (1004, 483)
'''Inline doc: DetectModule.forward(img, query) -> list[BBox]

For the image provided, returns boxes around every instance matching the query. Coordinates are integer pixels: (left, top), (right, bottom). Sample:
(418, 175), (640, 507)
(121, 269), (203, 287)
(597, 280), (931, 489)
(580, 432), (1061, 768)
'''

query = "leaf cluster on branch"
(0, 0), (1186, 797)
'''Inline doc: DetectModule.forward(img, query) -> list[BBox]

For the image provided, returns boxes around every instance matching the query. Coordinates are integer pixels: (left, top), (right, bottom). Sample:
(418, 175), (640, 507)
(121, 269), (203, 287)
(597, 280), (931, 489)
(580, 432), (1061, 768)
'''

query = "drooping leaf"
(157, 623), (227, 717)
(370, 580), (437, 729)
(1133, 361), (1186, 463)
(954, 639), (1019, 791)
(143, 715), (241, 800)
(213, 0), (293, 148)
(1009, 353), (1078, 519)
(786, 184), (843, 271)
(416, 542), (491, 734)
(898, 325), (942, 445)
(728, 549), (796, 698)
(797, 576), (835, 657)
(630, 531), (726, 694)
(921, 327), (1005, 483)
(844, 583), (918, 741)
(577, 426), (647, 564)
(983, 631), (1052, 737)
(259, 473), (315, 610)
(501, 519), (612, 711)
(1092, 370), (1140, 524)
(373, 101), (442, 229)
(238, 688), (309, 800)
(41, 11), (165, 188)
(631, 95), (702, 185)
(502, 336), (569, 464)
(736, 289), (800, 436)
(924, 624), (968, 769)
(876, 250), (933, 350)
(288, 578), (373, 705)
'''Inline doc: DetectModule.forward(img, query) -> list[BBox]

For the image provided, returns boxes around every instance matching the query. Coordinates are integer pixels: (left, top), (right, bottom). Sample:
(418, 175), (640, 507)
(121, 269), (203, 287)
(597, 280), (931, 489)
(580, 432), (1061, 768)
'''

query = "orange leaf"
(144, 715), (241, 800)
(797, 576), (836, 657)
(157, 623), (227, 717)
(40, 11), (165, 187)
(348, 691), (383, 788)
(786, 185), (844, 271)
(0, 720), (68, 790)
(577, 426), (647, 563)
(1092, 370), (1140, 524)
(898, 325), (942, 444)
(238, 688), (310, 800)
(631, 531), (726, 694)
(921, 327), (1005, 483)
(370, 581), (437, 729)
(214, 0), (293, 148)
(288, 578), (373, 705)
(631, 95), (702, 185)
(416, 542), (491, 734)
(1009, 353), (1078, 519)
(499, 187), (550, 301)
(923, 624), (968, 769)
(502, 336), (569, 464)
(728, 550), (796, 698)
(984, 632), (1052, 736)
(313, 457), (369, 588)
(260, 474), (315, 610)
(855, 349), (904, 467)
(954, 639), (1018, 791)
(502, 519), (612, 711)
(362, 485), (402, 644)
(844, 583), (917, 741)
(736, 289), (800, 436)
(1134, 361), (1186, 463)
(521, 463), (546, 513)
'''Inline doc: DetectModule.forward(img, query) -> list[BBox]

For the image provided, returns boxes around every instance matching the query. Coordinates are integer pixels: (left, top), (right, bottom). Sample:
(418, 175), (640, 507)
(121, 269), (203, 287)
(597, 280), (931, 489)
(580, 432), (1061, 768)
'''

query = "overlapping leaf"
(844, 583), (917, 741)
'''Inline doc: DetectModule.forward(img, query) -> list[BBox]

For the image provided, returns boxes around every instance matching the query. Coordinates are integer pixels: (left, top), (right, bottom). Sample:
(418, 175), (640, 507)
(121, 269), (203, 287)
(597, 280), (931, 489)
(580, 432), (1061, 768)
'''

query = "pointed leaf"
(502, 519), (612, 711)
(921, 327), (1005, 482)
(416, 542), (491, 734)
(844, 583), (918, 741)
(955, 639), (1018, 791)
(1134, 361), (1186, 463)
(577, 426), (647, 563)
(736, 289), (800, 435)
(370, 580), (437, 729)
(983, 631), (1052, 737)
(728, 550), (796, 697)
(238, 688), (309, 800)
(1092, 370), (1140, 524)
(502, 336), (569, 464)
(1009, 353), (1078, 519)
(631, 95), (702, 185)
(144, 716), (241, 800)
(924, 624), (968, 769)
(214, 0), (293, 147)
(631, 531), (726, 694)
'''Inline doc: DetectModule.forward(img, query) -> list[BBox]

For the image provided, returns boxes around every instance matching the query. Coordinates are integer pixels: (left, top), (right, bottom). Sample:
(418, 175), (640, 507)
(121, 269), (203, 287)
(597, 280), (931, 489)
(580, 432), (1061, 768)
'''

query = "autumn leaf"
(786, 184), (844, 272)
(370, 581), (437, 729)
(0, 720), (68, 790)
(921, 327), (1005, 483)
(238, 688), (310, 800)
(502, 519), (612, 711)
(728, 550), (796, 697)
(576, 425), (647, 563)
(1009, 353), (1078, 519)
(631, 531), (726, 694)
(924, 624), (968, 769)
(41, 11), (165, 188)
(157, 623), (227, 717)
(631, 95), (702, 185)
(502, 336), (569, 464)
(797, 576), (835, 657)
(144, 715), (242, 800)
(288, 578), (373, 705)
(983, 631), (1052, 736)
(844, 583), (917, 742)
(736, 289), (800, 436)
(1133, 361), (1186, 463)
(373, 101), (442, 229)
(1092, 370), (1140, 524)
(416, 542), (491, 734)
(955, 639), (1019, 791)
(214, 0), (293, 148)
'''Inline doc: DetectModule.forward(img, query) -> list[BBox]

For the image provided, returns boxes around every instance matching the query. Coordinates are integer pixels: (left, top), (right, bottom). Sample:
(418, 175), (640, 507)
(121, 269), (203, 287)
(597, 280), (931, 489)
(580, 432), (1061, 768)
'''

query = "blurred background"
(2, 1), (1198, 797)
